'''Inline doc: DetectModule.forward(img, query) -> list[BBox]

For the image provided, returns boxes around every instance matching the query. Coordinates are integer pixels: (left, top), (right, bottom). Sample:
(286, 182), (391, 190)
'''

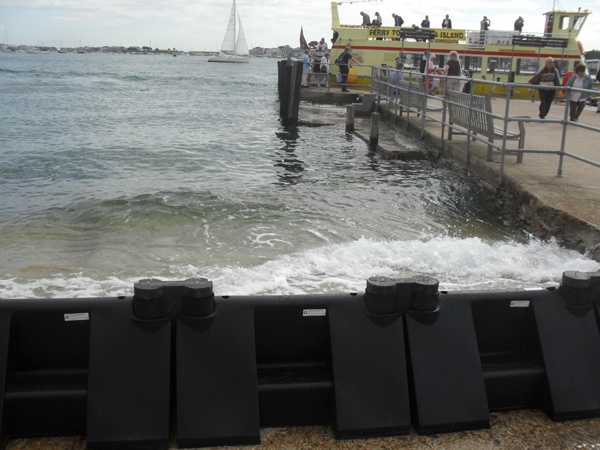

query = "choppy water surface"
(1, 52), (598, 298)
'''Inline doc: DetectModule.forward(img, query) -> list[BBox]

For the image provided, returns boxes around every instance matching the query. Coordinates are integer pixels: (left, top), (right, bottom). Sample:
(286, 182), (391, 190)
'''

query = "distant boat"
(208, 0), (250, 63)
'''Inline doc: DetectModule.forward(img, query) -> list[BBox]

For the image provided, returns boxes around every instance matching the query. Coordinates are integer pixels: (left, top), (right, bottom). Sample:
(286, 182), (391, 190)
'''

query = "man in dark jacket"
(529, 57), (561, 119)
(442, 15), (452, 29)
(338, 45), (359, 92)
(360, 11), (371, 27)
(514, 16), (524, 32)
(392, 13), (404, 27)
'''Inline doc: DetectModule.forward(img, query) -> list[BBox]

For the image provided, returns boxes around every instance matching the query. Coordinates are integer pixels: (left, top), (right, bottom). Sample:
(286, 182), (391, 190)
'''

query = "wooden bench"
(445, 90), (528, 163)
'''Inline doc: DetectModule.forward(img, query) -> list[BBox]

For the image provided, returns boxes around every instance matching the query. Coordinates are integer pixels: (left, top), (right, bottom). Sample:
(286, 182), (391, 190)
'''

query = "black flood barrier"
(0, 271), (599, 449)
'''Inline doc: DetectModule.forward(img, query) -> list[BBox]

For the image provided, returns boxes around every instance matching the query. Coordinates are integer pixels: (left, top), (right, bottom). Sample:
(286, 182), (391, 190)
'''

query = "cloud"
(1, 0), (598, 51)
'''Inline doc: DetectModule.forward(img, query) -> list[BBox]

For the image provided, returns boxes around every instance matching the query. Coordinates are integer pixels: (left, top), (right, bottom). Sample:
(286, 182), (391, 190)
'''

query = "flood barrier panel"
(0, 271), (599, 448)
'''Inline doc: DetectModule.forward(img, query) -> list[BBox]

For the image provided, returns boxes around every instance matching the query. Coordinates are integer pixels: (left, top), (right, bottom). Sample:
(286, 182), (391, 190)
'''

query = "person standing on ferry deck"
(421, 15), (430, 28)
(480, 16), (490, 30)
(565, 63), (594, 122)
(514, 16), (524, 32)
(442, 15), (452, 29)
(373, 12), (382, 26)
(528, 57), (561, 119)
(360, 11), (371, 27)
(479, 16), (490, 44)
(392, 13), (404, 27)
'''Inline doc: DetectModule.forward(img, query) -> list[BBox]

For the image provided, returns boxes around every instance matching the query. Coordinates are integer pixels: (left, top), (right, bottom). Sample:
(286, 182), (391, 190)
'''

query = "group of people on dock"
(301, 34), (362, 92)
(300, 37), (331, 88)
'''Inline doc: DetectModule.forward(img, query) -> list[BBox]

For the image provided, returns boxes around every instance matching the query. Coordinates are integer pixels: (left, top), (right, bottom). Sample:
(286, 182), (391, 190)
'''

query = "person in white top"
(565, 63), (595, 122)
(319, 52), (330, 87)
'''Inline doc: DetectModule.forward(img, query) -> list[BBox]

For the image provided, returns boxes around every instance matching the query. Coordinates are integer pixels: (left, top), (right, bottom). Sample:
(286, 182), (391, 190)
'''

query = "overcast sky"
(1, 0), (599, 52)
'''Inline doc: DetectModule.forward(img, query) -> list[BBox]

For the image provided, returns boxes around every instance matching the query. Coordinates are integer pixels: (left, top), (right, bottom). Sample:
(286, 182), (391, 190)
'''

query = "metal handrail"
(370, 66), (600, 184)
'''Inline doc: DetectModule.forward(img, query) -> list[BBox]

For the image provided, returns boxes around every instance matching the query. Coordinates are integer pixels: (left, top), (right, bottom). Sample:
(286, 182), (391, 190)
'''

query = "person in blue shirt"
(392, 13), (404, 27)
(421, 16), (430, 27)
(301, 49), (311, 88)
(389, 61), (404, 95)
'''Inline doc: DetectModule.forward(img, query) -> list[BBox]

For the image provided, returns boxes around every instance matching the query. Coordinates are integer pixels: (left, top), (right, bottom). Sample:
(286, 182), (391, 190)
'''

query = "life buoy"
(577, 41), (585, 58)
(347, 67), (358, 84)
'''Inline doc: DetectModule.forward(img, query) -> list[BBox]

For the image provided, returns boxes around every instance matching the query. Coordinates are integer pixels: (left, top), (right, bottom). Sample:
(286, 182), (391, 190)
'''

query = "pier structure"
(299, 82), (600, 262)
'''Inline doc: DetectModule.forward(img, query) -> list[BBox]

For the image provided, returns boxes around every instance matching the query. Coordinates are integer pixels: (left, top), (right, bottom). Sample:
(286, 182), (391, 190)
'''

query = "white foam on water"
(2, 236), (597, 299)
(198, 236), (600, 295)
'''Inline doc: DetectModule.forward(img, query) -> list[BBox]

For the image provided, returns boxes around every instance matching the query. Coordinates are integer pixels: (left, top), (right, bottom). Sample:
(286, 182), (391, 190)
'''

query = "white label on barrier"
(303, 309), (326, 317)
(64, 313), (90, 321)
(510, 301), (530, 308)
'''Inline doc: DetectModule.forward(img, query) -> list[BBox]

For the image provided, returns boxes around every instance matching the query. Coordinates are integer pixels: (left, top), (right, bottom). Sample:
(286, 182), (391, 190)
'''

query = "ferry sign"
(366, 27), (405, 39)
(367, 27), (465, 42)
(434, 30), (466, 41)
(512, 36), (569, 48)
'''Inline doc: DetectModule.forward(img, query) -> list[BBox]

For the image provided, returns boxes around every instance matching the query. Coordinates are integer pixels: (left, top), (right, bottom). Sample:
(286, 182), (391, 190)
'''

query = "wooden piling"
(346, 105), (355, 132)
(369, 112), (380, 149)
(278, 59), (303, 126)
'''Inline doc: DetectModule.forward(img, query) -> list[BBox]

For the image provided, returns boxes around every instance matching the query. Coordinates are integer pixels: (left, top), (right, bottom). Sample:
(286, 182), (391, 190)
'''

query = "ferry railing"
(306, 62), (375, 92)
(370, 67), (600, 184)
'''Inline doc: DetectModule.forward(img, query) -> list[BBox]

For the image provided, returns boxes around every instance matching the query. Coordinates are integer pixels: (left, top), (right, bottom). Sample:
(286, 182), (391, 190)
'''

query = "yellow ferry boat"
(329, 2), (591, 98)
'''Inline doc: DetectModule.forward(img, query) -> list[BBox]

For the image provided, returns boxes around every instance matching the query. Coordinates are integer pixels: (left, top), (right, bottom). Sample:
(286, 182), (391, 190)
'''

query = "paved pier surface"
(304, 87), (600, 261)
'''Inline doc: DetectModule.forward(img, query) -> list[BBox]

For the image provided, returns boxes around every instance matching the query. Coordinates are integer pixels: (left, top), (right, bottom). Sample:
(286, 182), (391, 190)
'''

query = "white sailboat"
(208, 0), (250, 63)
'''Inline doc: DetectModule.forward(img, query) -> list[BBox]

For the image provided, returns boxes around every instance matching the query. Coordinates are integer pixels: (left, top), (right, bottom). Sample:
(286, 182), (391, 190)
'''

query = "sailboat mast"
(233, 0), (237, 44)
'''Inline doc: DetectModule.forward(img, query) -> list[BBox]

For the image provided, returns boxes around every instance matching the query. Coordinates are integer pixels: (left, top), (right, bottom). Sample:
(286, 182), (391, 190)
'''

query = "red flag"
(300, 27), (309, 50)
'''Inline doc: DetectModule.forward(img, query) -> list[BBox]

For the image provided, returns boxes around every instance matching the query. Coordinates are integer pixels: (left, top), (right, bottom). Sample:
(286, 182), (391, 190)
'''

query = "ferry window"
(587, 60), (599, 77)
(410, 54), (421, 69)
(573, 15), (585, 30)
(555, 60), (569, 74)
(404, 53), (420, 70)
(463, 56), (482, 74)
(519, 58), (540, 75)
(559, 15), (570, 30)
(487, 57), (512, 73)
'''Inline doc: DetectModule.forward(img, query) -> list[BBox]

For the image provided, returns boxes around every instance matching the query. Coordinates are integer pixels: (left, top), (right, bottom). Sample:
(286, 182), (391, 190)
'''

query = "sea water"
(1, 52), (598, 299)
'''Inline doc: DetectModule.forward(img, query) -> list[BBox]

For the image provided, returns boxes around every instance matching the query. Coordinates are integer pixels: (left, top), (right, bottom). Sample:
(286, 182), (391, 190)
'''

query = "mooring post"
(369, 112), (380, 149)
(345, 105), (355, 132)
(277, 60), (288, 120)
(277, 59), (302, 126)
(286, 60), (302, 126)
